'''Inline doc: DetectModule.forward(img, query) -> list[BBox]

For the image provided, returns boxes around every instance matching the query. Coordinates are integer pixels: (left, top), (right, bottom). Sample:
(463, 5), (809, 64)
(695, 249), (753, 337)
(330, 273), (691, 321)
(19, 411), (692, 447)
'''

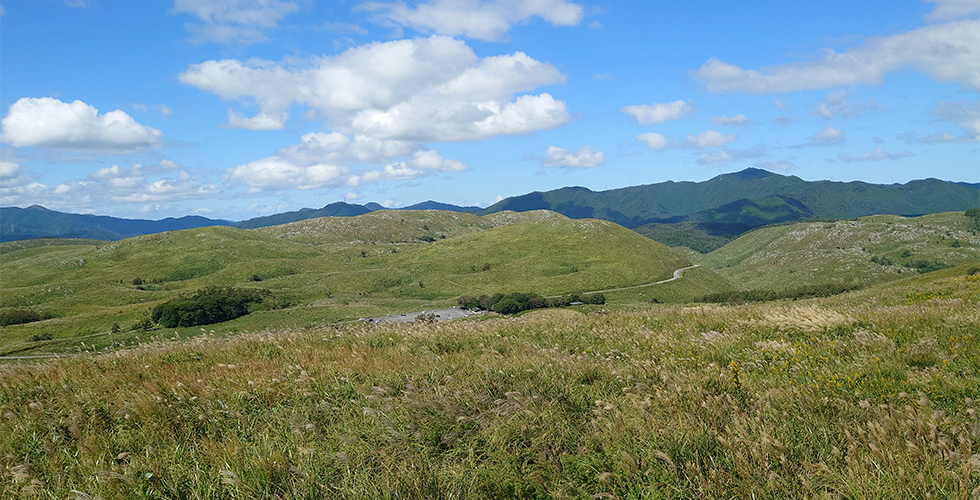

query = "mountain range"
(2, 168), (977, 245)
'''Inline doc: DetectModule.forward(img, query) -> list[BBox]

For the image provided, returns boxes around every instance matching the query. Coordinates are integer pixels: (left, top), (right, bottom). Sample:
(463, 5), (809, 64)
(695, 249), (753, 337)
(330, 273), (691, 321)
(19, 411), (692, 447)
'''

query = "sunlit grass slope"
(0, 267), (976, 498)
(389, 218), (691, 297)
(696, 211), (980, 290)
(1, 211), (725, 356)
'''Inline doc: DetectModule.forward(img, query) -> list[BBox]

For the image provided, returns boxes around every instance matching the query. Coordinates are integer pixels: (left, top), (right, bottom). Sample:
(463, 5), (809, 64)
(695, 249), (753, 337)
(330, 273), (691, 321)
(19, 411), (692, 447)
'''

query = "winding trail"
(543, 264), (700, 298)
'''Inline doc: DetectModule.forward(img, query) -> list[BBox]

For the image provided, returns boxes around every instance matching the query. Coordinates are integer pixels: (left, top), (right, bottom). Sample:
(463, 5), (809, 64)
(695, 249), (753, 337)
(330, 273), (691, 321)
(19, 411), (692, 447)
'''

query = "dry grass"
(1, 271), (978, 498)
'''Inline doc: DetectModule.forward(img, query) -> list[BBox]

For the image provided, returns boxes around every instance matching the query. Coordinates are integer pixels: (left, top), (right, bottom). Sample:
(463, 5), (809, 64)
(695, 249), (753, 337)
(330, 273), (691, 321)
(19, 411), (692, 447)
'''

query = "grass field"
(1, 266), (977, 498)
(696, 211), (980, 290)
(0, 211), (730, 357)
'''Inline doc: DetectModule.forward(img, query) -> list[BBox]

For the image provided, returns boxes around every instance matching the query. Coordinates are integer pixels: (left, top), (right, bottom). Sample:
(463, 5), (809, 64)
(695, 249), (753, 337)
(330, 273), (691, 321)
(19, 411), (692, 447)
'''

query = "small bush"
(0, 308), (52, 327)
(31, 332), (53, 342)
(151, 286), (271, 328)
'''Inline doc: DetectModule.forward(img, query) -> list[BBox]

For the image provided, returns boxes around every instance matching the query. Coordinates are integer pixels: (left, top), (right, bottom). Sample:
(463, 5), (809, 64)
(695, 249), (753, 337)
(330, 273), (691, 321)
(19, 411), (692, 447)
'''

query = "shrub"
(0, 308), (52, 327)
(904, 260), (952, 274)
(151, 286), (271, 328)
(31, 332), (53, 342)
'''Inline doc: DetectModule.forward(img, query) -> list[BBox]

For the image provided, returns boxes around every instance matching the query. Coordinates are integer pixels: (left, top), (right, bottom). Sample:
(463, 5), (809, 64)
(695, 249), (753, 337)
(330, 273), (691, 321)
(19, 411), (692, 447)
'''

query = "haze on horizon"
(0, 0), (977, 221)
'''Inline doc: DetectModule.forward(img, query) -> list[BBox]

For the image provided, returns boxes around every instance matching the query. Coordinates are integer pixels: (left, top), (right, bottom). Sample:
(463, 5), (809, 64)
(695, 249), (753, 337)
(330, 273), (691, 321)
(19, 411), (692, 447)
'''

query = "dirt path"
(543, 264), (700, 298)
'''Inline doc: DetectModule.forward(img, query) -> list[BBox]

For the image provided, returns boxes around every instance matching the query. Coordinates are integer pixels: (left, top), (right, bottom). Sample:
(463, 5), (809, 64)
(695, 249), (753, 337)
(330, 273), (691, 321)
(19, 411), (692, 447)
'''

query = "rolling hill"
(695, 211), (980, 290)
(0, 210), (729, 356)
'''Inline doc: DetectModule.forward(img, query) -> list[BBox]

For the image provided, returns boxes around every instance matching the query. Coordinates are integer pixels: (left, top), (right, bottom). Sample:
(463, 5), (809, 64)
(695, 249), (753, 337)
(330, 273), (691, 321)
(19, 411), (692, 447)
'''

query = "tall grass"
(2, 270), (978, 498)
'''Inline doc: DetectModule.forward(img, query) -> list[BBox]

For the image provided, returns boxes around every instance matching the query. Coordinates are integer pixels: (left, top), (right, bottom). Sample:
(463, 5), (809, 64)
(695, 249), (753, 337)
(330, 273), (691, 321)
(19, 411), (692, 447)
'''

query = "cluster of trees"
(697, 283), (861, 304)
(904, 260), (952, 273)
(966, 208), (980, 231)
(0, 308), (53, 327)
(151, 287), (273, 328)
(457, 292), (605, 315)
(870, 254), (951, 274)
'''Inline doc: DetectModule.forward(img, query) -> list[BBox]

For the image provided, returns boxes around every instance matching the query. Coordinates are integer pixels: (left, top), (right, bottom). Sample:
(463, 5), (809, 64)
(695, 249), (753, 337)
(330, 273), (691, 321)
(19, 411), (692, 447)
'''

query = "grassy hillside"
(697, 211), (980, 290)
(1, 211), (726, 357)
(1, 266), (976, 498)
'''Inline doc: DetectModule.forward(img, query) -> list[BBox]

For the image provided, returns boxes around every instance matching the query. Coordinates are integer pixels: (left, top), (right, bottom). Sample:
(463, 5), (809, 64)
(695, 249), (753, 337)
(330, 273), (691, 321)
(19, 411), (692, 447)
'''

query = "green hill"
(633, 195), (815, 252)
(696, 211), (980, 290)
(480, 168), (980, 228)
(0, 210), (729, 357)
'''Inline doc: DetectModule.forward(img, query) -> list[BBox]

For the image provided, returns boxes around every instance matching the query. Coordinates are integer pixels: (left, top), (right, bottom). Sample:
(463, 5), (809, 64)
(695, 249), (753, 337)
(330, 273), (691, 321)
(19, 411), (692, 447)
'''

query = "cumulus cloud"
(696, 145), (767, 165)
(636, 130), (737, 151)
(359, 0), (584, 41)
(789, 126), (846, 148)
(179, 36), (571, 139)
(924, 0), (979, 22)
(1, 97), (164, 152)
(921, 100), (980, 142)
(836, 146), (914, 162)
(710, 114), (757, 127)
(621, 100), (694, 125)
(812, 90), (891, 119)
(754, 160), (794, 171)
(0, 161), (219, 208)
(229, 158), (353, 191)
(692, 19), (980, 93)
(540, 145), (606, 168)
(226, 131), (467, 191)
(172, 0), (299, 45)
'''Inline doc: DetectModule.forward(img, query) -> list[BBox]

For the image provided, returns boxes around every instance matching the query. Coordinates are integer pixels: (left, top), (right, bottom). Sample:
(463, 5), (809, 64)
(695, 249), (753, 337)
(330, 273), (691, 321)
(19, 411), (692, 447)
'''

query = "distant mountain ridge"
(0, 205), (235, 241)
(2, 169), (977, 242)
(477, 168), (980, 226)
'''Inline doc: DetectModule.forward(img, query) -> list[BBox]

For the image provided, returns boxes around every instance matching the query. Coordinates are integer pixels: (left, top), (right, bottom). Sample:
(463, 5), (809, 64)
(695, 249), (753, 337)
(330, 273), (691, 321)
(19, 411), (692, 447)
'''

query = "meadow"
(1, 265), (977, 498)
(697, 212), (980, 290)
(0, 211), (723, 357)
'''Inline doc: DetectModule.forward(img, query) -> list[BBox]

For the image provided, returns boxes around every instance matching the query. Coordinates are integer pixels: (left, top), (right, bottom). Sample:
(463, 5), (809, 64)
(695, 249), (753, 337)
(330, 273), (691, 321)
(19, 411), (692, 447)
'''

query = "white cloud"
(226, 131), (467, 190)
(789, 126), (846, 148)
(0, 162), (219, 208)
(921, 100), (980, 142)
(836, 146), (914, 162)
(133, 103), (173, 119)
(621, 100), (694, 125)
(685, 130), (737, 148)
(179, 36), (571, 140)
(696, 145), (767, 165)
(919, 131), (974, 143)
(896, 131), (918, 144)
(1, 97), (163, 152)
(925, 0), (979, 22)
(541, 145), (606, 168)
(359, 0), (584, 41)
(812, 90), (891, 119)
(754, 160), (794, 171)
(636, 130), (737, 151)
(635, 132), (668, 150)
(229, 157), (353, 191)
(692, 19), (980, 93)
(173, 0), (299, 45)
(408, 149), (467, 172)
(710, 114), (757, 127)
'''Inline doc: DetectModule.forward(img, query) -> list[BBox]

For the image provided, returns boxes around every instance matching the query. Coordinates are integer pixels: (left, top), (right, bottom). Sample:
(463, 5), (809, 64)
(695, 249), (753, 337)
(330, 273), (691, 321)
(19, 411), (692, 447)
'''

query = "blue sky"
(1, 0), (977, 221)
